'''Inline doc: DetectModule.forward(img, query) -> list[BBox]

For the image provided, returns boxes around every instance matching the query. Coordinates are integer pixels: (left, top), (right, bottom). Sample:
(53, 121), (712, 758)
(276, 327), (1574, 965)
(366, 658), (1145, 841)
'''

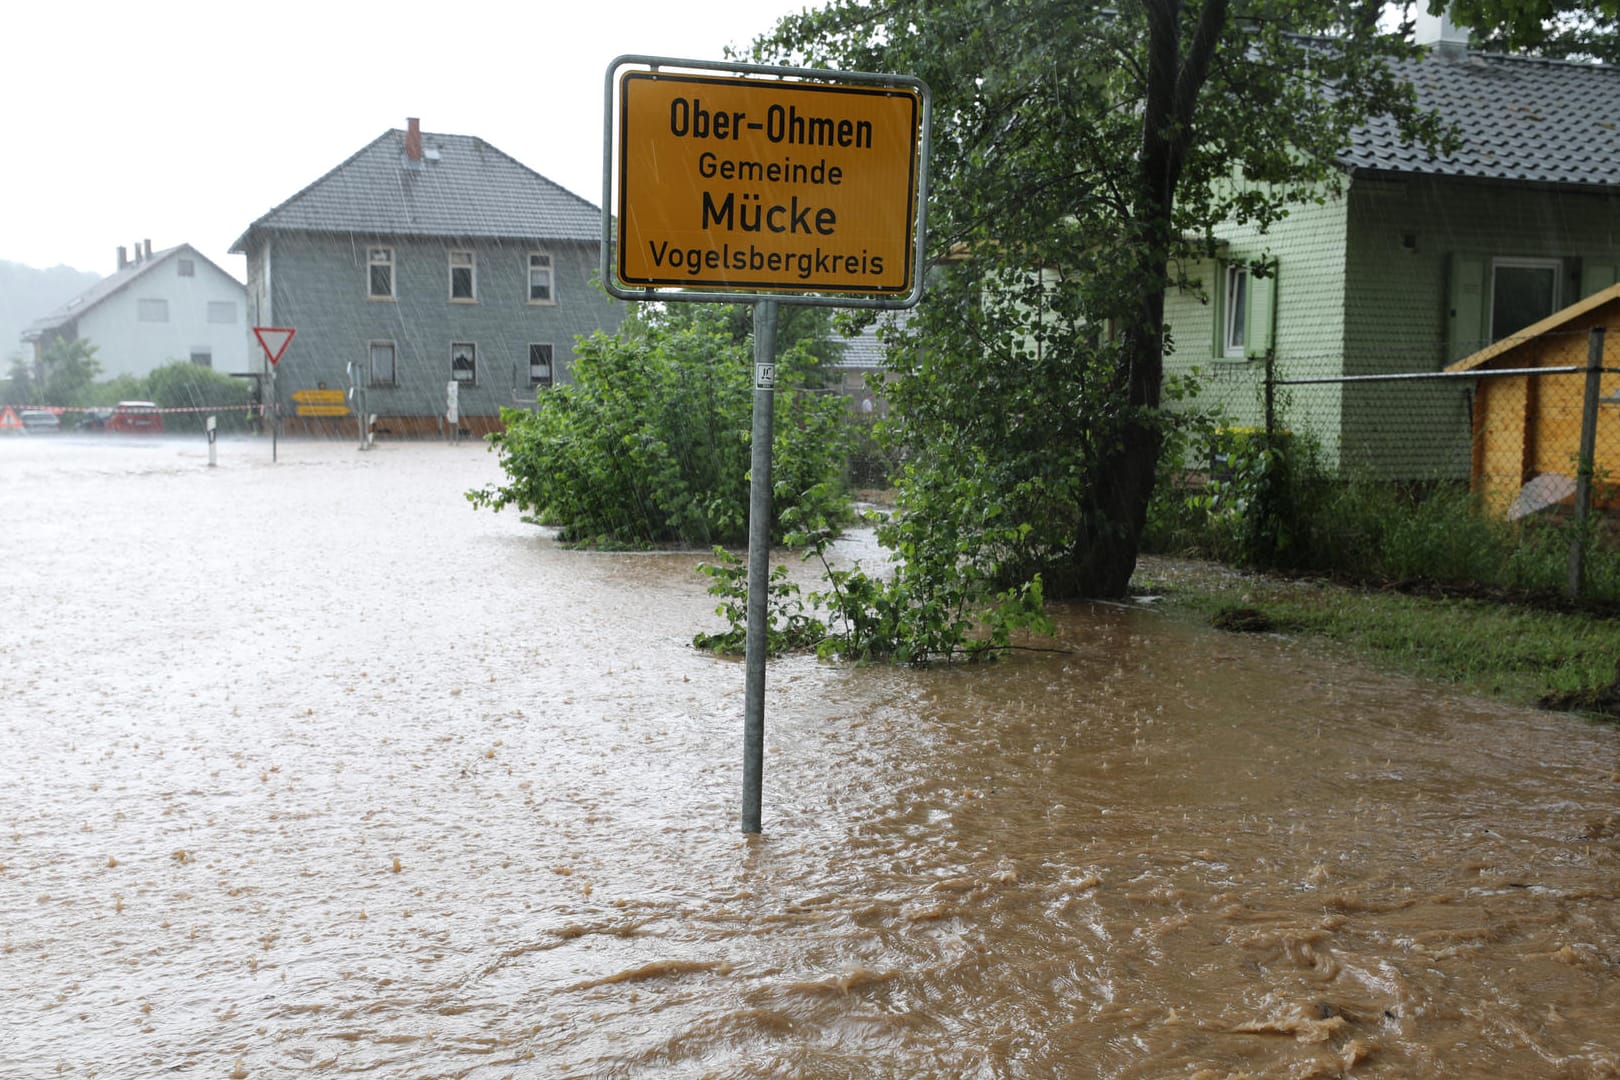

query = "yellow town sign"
(614, 69), (923, 298)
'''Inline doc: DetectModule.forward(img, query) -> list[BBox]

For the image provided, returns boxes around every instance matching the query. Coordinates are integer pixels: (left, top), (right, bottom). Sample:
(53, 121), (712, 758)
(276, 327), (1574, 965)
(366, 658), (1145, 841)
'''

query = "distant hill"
(1, 260), (102, 365)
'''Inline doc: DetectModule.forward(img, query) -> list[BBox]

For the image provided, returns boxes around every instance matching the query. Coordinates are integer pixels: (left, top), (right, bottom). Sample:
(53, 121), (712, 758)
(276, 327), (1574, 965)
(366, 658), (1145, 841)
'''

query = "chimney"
(1414, 5), (1470, 55)
(117, 246), (128, 270)
(143, 238), (153, 260)
(406, 117), (423, 161)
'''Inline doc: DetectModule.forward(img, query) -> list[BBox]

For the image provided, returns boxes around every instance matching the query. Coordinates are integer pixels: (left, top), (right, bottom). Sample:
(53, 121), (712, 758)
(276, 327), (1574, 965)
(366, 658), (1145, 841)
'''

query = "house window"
(207, 300), (236, 324)
(190, 348), (212, 368)
(529, 343), (554, 388)
(1222, 265), (1248, 358)
(370, 341), (396, 387)
(138, 298), (169, 322)
(368, 247), (394, 299)
(178, 259), (195, 277)
(450, 251), (476, 301)
(528, 253), (554, 303)
(1489, 258), (1561, 342)
(451, 342), (477, 384)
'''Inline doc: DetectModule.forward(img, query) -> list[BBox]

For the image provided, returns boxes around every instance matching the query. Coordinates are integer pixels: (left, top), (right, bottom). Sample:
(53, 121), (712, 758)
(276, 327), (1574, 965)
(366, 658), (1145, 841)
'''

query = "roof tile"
(1344, 50), (1620, 188)
(232, 129), (600, 251)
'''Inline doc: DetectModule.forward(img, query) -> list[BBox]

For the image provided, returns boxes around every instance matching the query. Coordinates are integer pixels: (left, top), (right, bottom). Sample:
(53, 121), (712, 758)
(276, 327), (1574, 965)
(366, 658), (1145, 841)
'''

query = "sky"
(2, 0), (819, 280)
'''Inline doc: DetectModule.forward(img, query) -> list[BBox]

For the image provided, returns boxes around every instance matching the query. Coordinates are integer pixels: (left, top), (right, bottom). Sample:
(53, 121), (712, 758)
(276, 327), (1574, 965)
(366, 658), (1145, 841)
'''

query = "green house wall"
(1167, 175), (1620, 477)
(1164, 190), (1349, 465)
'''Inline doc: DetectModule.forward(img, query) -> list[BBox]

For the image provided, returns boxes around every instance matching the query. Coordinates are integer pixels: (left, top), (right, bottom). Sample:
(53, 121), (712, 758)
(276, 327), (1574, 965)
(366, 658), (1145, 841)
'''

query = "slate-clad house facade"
(1163, 34), (1620, 476)
(231, 118), (623, 436)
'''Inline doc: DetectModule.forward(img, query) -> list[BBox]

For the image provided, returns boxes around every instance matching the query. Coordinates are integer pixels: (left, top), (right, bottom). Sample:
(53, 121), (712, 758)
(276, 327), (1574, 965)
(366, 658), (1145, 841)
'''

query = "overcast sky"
(2, 0), (818, 279)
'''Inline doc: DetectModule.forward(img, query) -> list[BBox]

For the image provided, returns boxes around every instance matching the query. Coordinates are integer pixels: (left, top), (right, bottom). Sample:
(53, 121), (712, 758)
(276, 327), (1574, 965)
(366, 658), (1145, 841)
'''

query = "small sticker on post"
(755, 363), (776, 390)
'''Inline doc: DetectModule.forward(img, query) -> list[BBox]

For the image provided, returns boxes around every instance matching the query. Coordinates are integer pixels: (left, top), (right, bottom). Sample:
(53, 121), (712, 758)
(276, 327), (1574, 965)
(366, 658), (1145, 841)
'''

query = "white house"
(22, 241), (250, 378)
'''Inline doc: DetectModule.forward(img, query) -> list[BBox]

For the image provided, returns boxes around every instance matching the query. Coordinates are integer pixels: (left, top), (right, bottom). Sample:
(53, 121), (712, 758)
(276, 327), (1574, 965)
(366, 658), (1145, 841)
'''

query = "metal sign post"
(253, 327), (295, 464)
(1568, 326), (1606, 598)
(348, 361), (370, 451)
(741, 300), (779, 834)
(604, 56), (930, 834)
(206, 414), (217, 468)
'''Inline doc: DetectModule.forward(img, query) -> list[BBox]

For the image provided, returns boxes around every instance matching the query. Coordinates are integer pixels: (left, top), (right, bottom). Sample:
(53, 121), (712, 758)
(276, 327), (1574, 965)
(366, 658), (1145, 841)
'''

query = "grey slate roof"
(832, 312), (909, 370)
(23, 245), (239, 337)
(1343, 48), (1620, 189)
(231, 128), (601, 252)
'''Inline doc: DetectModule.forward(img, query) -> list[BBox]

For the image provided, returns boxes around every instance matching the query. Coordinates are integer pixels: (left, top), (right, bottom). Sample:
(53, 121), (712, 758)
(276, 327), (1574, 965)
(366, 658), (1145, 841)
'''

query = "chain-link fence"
(1254, 325), (1619, 596)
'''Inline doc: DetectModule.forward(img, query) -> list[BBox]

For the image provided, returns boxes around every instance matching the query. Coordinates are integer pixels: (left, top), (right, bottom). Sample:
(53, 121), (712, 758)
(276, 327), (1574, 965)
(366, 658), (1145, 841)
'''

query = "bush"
(1146, 426), (1620, 604)
(144, 362), (256, 433)
(469, 307), (853, 547)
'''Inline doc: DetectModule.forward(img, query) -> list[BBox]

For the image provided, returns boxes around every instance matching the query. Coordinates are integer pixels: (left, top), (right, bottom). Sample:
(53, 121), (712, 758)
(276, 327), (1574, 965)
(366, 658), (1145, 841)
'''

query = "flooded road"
(3, 437), (1617, 1078)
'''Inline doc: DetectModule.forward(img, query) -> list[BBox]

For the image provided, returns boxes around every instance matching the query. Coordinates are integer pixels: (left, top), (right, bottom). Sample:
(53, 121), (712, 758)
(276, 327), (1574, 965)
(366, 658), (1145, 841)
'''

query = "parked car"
(77, 408), (114, 431)
(107, 401), (164, 433)
(19, 409), (61, 433)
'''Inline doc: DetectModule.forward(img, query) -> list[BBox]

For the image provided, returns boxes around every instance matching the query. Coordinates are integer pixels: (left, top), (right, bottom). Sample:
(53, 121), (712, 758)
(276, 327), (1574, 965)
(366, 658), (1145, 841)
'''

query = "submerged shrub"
(469, 308), (852, 548)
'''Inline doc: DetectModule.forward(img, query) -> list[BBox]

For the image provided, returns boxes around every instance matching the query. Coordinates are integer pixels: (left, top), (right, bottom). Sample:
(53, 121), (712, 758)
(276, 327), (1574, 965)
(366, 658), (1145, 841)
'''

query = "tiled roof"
(1343, 48), (1620, 188)
(231, 128), (601, 252)
(24, 245), (239, 336)
(832, 312), (910, 370)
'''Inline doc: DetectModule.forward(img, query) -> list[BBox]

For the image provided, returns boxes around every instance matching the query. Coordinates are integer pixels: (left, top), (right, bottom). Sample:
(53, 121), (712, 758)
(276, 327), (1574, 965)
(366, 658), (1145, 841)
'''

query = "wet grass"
(1133, 556), (1620, 718)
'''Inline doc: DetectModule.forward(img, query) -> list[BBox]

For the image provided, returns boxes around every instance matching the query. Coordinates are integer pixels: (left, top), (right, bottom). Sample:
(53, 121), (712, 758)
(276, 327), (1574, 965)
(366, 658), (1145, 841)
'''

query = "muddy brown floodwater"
(2, 436), (1617, 1078)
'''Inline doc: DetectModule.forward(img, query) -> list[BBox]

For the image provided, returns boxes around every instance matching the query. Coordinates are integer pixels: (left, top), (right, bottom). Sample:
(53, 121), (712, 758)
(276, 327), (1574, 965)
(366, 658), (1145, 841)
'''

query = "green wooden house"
(1164, 37), (1620, 477)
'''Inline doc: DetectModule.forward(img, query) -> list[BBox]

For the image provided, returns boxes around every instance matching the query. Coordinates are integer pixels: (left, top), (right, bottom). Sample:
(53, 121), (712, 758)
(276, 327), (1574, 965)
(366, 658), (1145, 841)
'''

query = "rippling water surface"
(3, 437), (1617, 1078)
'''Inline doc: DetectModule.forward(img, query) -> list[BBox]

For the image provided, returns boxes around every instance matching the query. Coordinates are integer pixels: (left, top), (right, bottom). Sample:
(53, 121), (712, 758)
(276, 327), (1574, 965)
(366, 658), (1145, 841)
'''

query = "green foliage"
(37, 338), (102, 405)
(1432, 0), (1620, 62)
(144, 361), (255, 432)
(691, 548), (827, 656)
(1151, 425), (1309, 565)
(2, 355), (35, 404)
(90, 374), (150, 407)
(1, 342), (252, 432)
(693, 502), (1057, 665)
(1146, 431), (1620, 604)
(752, 0), (1453, 603)
(468, 304), (853, 547)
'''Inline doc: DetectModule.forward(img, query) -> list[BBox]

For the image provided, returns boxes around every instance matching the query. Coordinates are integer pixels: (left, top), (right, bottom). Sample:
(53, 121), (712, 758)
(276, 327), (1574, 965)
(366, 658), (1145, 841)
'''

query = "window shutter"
(1244, 261), (1276, 360)
(1447, 253), (1487, 363)
(1580, 259), (1618, 298)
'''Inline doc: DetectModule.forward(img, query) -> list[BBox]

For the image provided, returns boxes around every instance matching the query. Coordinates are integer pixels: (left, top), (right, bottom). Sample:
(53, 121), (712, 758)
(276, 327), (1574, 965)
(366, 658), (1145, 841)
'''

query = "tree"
(3, 354), (35, 405)
(753, 0), (1449, 598)
(1433, 0), (1620, 60)
(38, 337), (102, 406)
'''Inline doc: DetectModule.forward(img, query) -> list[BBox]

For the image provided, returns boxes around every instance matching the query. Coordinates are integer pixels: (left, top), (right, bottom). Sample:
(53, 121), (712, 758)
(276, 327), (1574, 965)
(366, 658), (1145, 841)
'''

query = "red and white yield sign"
(253, 326), (296, 366)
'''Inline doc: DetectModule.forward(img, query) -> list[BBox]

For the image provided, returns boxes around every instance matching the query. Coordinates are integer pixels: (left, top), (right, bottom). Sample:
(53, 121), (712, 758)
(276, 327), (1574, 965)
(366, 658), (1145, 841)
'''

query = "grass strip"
(1133, 557), (1620, 716)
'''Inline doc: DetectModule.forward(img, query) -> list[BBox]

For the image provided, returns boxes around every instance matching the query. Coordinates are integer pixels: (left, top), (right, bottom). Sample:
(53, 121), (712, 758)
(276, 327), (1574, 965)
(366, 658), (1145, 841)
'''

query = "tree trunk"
(1061, 0), (1227, 598)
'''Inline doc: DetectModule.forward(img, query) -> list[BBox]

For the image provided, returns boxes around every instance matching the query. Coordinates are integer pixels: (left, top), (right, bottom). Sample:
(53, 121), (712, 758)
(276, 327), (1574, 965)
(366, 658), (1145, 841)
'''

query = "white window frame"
(1488, 257), (1562, 343)
(451, 342), (477, 384)
(190, 348), (212, 368)
(207, 300), (236, 324)
(369, 341), (397, 388)
(368, 247), (395, 300)
(178, 258), (196, 277)
(450, 250), (477, 302)
(1221, 264), (1248, 359)
(528, 252), (555, 304)
(138, 298), (169, 323)
(528, 343), (554, 388)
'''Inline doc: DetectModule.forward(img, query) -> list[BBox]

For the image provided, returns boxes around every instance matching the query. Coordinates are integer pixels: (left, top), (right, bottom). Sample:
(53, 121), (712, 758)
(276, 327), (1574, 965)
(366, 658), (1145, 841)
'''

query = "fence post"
(1567, 326), (1605, 600)
(1263, 349), (1276, 443)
